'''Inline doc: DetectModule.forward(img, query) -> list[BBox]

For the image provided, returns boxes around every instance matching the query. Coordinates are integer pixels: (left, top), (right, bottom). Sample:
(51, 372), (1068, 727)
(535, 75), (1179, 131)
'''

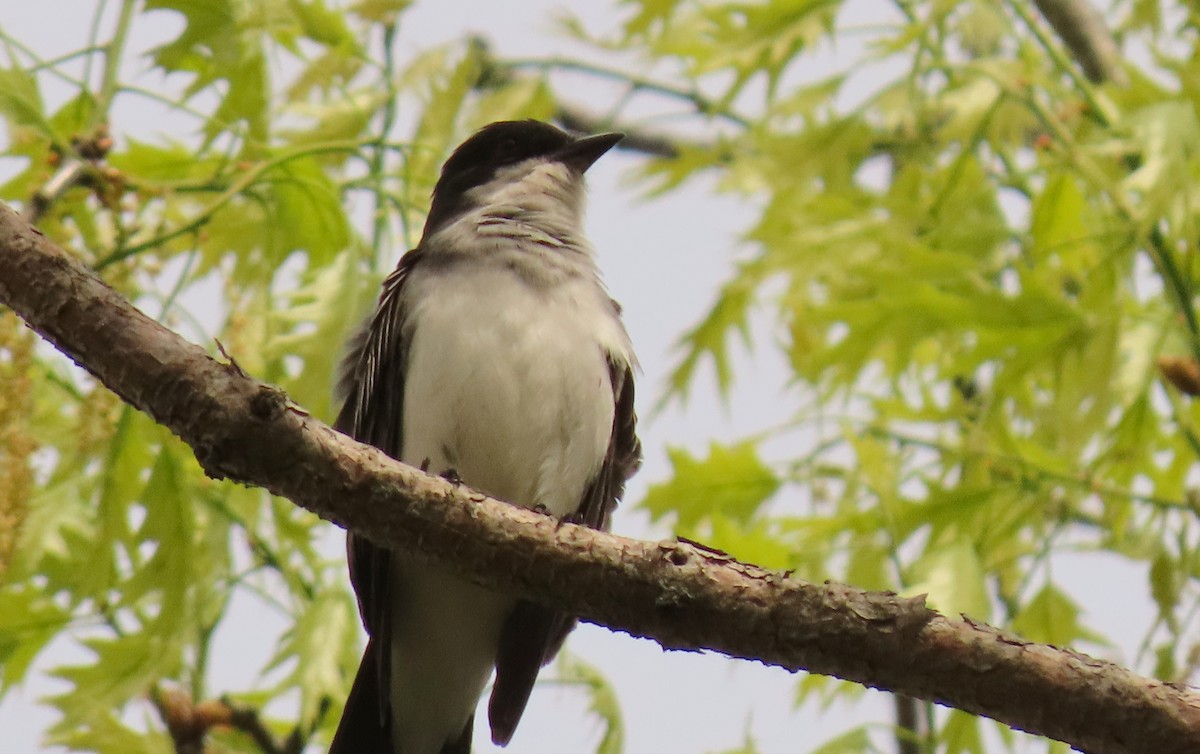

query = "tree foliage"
(1, 0), (1198, 752)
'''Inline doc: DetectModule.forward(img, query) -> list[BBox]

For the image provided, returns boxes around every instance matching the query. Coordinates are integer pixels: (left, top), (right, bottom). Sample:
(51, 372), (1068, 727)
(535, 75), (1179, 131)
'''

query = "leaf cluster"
(620, 0), (1200, 750)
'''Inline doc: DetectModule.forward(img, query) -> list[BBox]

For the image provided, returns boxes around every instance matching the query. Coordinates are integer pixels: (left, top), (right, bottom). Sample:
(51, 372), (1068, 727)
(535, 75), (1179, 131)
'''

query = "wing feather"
(329, 250), (422, 750)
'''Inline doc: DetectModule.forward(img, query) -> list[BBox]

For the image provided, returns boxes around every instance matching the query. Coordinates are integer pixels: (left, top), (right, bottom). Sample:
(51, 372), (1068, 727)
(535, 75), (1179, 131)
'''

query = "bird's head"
(423, 120), (623, 236)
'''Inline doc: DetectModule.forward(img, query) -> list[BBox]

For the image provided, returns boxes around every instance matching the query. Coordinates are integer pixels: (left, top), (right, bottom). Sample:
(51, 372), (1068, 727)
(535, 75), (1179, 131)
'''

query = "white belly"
(388, 263), (621, 754)
(401, 264), (618, 511)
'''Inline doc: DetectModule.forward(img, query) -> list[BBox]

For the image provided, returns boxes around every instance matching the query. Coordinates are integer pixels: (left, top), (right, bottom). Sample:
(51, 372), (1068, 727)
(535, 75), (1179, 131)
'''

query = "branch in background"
(24, 161), (88, 224)
(150, 686), (205, 754)
(1033, 0), (1126, 85)
(22, 125), (116, 225)
(557, 104), (695, 159)
(501, 55), (750, 128)
(3, 207), (1200, 752)
(894, 695), (924, 754)
(150, 685), (299, 754)
(474, 43), (721, 160)
(1159, 356), (1200, 397)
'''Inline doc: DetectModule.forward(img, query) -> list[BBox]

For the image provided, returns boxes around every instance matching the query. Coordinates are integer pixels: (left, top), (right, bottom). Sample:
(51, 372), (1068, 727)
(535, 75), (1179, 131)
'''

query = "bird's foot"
(440, 467), (463, 486)
(556, 511), (583, 530)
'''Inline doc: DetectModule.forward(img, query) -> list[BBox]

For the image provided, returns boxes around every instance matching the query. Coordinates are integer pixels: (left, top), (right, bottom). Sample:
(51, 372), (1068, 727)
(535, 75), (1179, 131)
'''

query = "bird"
(328, 120), (642, 754)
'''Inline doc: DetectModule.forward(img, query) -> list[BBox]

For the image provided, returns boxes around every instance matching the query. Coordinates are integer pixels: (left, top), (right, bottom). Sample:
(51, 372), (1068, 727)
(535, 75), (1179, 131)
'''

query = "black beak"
(556, 132), (624, 173)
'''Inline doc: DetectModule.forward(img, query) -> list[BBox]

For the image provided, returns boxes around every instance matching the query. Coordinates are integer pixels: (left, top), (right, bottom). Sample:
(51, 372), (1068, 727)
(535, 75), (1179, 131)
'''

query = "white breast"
(386, 259), (628, 754)
(400, 262), (623, 513)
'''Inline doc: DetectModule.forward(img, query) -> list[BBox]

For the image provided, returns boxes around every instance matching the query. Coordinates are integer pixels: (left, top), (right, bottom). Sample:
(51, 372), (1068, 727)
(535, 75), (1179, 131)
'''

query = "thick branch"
(2, 203), (1199, 753)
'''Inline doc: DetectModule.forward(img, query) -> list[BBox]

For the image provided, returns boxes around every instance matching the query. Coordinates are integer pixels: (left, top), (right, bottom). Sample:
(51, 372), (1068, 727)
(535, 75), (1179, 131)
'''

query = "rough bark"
(1, 202), (1198, 753)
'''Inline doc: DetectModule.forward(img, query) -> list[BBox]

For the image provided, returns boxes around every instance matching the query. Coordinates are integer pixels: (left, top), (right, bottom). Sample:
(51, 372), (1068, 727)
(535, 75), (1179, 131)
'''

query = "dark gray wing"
(329, 250), (423, 754)
(488, 353), (642, 746)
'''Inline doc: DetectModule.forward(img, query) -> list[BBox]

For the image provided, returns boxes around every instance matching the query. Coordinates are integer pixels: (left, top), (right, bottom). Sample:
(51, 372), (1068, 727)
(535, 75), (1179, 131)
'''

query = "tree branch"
(1031, 0), (1125, 85)
(474, 44), (721, 160)
(556, 104), (690, 159)
(149, 684), (301, 754)
(2, 202), (1199, 753)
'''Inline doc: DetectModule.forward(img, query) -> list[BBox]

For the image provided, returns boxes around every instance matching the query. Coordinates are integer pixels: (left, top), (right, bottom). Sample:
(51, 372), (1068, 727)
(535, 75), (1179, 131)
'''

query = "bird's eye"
(497, 138), (517, 156)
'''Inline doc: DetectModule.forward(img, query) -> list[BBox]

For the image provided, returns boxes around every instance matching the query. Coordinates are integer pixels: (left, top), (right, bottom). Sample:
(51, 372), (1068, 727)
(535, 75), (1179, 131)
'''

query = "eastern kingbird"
(328, 120), (642, 754)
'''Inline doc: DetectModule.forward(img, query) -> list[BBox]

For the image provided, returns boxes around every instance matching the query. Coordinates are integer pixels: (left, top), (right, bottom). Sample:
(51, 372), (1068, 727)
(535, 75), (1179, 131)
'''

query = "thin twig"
(92, 0), (138, 127)
(222, 696), (286, 754)
(557, 105), (704, 159)
(23, 161), (89, 224)
(506, 56), (751, 128)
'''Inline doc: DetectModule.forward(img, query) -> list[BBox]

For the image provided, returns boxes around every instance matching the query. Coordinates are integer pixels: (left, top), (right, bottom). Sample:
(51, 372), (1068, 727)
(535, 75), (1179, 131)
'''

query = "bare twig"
(149, 684), (308, 754)
(221, 696), (287, 754)
(895, 694), (925, 754)
(557, 105), (699, 159)
(505, 56), (751, 128)
(472, 42), (722, 160)
(24, 161), (88, 224)
(149, 685), (213, 754)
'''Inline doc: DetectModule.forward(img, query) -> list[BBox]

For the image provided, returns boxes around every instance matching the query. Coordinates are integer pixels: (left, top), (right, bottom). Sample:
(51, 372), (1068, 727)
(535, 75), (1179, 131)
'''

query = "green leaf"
(350, 0), (412, 23)
(397, 42), (486, 221)
(206, 50), (270, 145)
(281, 89), (384, 144)
(1149, 550), (1180, 626)
(940, 709), (984, 754)
(50, 631), (182, 730)
(665, 263), (762, 401)
(843, 538), (890, 591)
(263, 154), (352, 266)
(1011, 584), (1107, 647)
(48, 709), (172, 754)
(145, 0), (273, 145)
(0, 586), (70, 694)
(468, 77), (557, 129)
(0, 68), (51, 137)
(1120, 101), (1200, 217)
(620, 0), (681, 38)
(145, 0), (238, 82)
(289, 0), (357, 47)
(266, 586), (357, 727)
(907, 541), (990, 620)
(640, 441), (781, 532)
(1030, 174), (1091, 260)
(108, 138), (224, 184)
(121, 441), (196, 630)
(708, 514), (793, 570)
(269, 248), (374, 417)
(75, 408), (155, 600)
(808, 726), (871, 754)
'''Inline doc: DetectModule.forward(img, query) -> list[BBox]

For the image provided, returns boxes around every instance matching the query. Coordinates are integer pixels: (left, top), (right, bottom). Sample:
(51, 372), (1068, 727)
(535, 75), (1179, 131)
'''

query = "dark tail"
(488, 600), (575, 746)
(329, 639), (392, 754)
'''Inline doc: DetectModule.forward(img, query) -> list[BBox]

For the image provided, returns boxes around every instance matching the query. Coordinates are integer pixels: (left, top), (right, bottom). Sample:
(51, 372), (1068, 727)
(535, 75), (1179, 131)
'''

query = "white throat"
(468, 159), (585, 232)
(425, 158), (598, 281)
